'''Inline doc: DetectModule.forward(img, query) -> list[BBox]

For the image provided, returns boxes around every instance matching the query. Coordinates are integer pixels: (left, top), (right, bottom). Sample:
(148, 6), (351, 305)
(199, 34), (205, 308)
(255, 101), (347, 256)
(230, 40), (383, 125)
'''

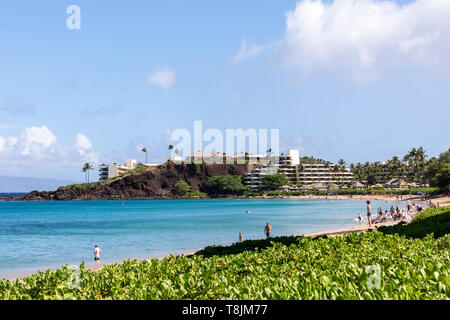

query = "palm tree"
(82, 166), (87, 183)
(141, 147), (148, 164)
(82, 163), (94, 183)
(168, 145), (174, 160)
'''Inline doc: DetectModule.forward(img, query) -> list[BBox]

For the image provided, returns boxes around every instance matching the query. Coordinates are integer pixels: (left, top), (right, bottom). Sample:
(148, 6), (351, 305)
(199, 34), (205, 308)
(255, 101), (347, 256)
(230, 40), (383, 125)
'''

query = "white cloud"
(231, 38), (267, 63)
(0, 136), (18, 152)
(0, 126), (100, 178)
(148, 68), (176, 89)
(74, 133), (93, 156)
(20, 126), (57, 157)
(280, 0), (450, 80)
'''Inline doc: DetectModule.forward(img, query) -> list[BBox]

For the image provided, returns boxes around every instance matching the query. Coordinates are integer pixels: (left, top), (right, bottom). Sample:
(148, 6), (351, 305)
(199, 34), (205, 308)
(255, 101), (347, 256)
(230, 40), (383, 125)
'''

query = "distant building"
(243, 149), (354, 190)
(384, 178), (408, 190)
(352, 181), (365, 190)
(99, 159), (137, 181)
(185, 152), (268, 164)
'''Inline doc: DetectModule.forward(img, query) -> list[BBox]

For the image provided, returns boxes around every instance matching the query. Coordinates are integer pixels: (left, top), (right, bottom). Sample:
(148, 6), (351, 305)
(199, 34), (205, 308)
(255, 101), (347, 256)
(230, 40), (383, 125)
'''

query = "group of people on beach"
(359, 200), (423, 226)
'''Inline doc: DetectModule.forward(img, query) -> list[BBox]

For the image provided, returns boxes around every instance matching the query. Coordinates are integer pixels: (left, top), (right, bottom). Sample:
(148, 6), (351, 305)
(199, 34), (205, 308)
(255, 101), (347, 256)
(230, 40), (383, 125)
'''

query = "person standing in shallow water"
(239, 232), (243, 242)
(264, 222), (272, 238)
(366, 200), (372, 227)
(94, 245), (101, 261)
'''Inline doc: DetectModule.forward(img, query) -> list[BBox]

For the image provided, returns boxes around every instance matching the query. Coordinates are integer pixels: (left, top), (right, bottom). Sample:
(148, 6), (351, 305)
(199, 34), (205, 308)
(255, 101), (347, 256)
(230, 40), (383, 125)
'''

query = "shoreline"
(2, 196), (444, 282)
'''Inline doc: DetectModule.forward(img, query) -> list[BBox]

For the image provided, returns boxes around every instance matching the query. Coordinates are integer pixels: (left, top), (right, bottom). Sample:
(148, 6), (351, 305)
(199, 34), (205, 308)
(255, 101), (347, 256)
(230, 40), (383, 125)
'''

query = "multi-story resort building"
(184, 151), (269, 164)
(243, 149), (354, 190)
(99, 159), (138, 180)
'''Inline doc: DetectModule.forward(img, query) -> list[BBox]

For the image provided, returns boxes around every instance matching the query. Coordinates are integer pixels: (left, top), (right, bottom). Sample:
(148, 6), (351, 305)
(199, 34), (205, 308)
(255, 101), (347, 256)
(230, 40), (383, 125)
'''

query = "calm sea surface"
(0, 199), (400, 279)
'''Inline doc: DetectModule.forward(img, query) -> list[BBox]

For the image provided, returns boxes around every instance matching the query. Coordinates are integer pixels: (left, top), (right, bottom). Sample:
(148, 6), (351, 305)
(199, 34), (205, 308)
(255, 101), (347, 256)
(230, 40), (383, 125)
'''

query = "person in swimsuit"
(94, 245), (101, 261)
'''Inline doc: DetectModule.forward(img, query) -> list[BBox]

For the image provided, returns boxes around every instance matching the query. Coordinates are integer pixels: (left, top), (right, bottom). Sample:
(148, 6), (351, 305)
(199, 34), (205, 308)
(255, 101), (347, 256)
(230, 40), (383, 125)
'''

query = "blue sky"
(0, 0), (449, 181)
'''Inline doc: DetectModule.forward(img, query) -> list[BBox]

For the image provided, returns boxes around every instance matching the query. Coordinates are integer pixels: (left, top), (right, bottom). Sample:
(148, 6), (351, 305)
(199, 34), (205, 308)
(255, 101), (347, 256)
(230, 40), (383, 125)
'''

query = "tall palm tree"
(141, 147), (148, 164)
(82, 163), (94, 183)
(168, 145), (174, 160)
(82, 166), (87, 183)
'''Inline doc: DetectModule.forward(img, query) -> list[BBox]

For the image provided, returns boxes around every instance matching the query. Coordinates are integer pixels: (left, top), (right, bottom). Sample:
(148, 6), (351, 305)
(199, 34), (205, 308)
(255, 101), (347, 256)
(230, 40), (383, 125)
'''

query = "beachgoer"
(239, 232), (243, 242)
(366, 200), (372, 226)
(357, 212), (362, 224)
(264, 222), (272, 238)
(94, 245), (101, 261)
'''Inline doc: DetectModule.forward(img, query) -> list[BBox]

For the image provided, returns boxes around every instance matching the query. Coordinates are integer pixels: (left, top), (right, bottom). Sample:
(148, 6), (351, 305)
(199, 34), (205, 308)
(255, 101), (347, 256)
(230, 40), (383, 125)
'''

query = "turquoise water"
(0, 199), (401, 279)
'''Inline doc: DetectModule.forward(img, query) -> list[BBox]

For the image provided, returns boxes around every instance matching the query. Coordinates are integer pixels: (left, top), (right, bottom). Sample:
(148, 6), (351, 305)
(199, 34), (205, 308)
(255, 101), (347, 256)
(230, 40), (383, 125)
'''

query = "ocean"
(0, 198), (400, 279)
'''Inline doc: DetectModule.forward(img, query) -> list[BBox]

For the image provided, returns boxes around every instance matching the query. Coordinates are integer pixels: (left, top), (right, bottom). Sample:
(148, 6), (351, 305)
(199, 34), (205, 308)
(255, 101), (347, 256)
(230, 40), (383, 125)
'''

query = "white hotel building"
(99, 159), (138, 180)
(243, 149), (354, 190)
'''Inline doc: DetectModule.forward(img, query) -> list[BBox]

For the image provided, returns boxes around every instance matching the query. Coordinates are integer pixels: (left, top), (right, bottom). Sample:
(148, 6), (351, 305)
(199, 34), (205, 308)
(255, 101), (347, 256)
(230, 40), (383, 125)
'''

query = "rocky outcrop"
(15, 163), (258, 201)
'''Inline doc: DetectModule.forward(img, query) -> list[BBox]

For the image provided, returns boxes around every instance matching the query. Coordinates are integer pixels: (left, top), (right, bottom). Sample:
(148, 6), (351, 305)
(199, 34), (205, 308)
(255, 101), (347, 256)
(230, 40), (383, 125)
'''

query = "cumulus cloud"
(148, 68), (176, 89)
(280, 0), (450, 80)
(231, 38), (267, 63)
(73, 133), (93, 156)
(0, 126), (100, 177)
(20, 126), (57, 157)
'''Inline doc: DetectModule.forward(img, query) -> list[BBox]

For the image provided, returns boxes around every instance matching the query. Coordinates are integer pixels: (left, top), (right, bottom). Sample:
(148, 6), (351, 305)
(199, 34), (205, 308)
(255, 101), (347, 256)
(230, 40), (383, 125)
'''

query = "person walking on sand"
(366, 200), (372, 227)
(264, 222), (272, 238)
(239, 232), (243, 242)
(94, 245), (101, 261)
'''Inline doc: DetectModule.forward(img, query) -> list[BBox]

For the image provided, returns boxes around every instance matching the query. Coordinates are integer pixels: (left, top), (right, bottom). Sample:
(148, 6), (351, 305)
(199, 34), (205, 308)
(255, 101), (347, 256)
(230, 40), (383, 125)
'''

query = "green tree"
(426, 149), (450, 191)
(82, 163), (94, 183)
(261, 173), (289, 191)
(141, 147), (148, 164)
(204, 175), (246, 195)
(174, 179), (191, 195)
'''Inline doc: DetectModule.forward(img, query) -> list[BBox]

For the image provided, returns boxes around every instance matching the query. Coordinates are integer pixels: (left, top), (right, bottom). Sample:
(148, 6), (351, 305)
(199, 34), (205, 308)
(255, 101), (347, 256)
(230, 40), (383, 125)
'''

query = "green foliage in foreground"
(379, 206), (450, 239)
(1, 231), (449, 300)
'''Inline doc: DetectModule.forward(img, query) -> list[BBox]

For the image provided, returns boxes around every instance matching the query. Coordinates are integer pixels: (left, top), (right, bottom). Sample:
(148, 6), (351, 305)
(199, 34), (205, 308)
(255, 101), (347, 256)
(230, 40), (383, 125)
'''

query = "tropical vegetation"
(261, 174), (289, 191)
(203, 175), (247, 195)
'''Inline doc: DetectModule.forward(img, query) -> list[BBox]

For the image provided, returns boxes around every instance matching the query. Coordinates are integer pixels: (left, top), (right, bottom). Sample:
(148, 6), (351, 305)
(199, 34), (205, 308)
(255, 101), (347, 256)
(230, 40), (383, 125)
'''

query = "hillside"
(15, 163), (256, 201)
